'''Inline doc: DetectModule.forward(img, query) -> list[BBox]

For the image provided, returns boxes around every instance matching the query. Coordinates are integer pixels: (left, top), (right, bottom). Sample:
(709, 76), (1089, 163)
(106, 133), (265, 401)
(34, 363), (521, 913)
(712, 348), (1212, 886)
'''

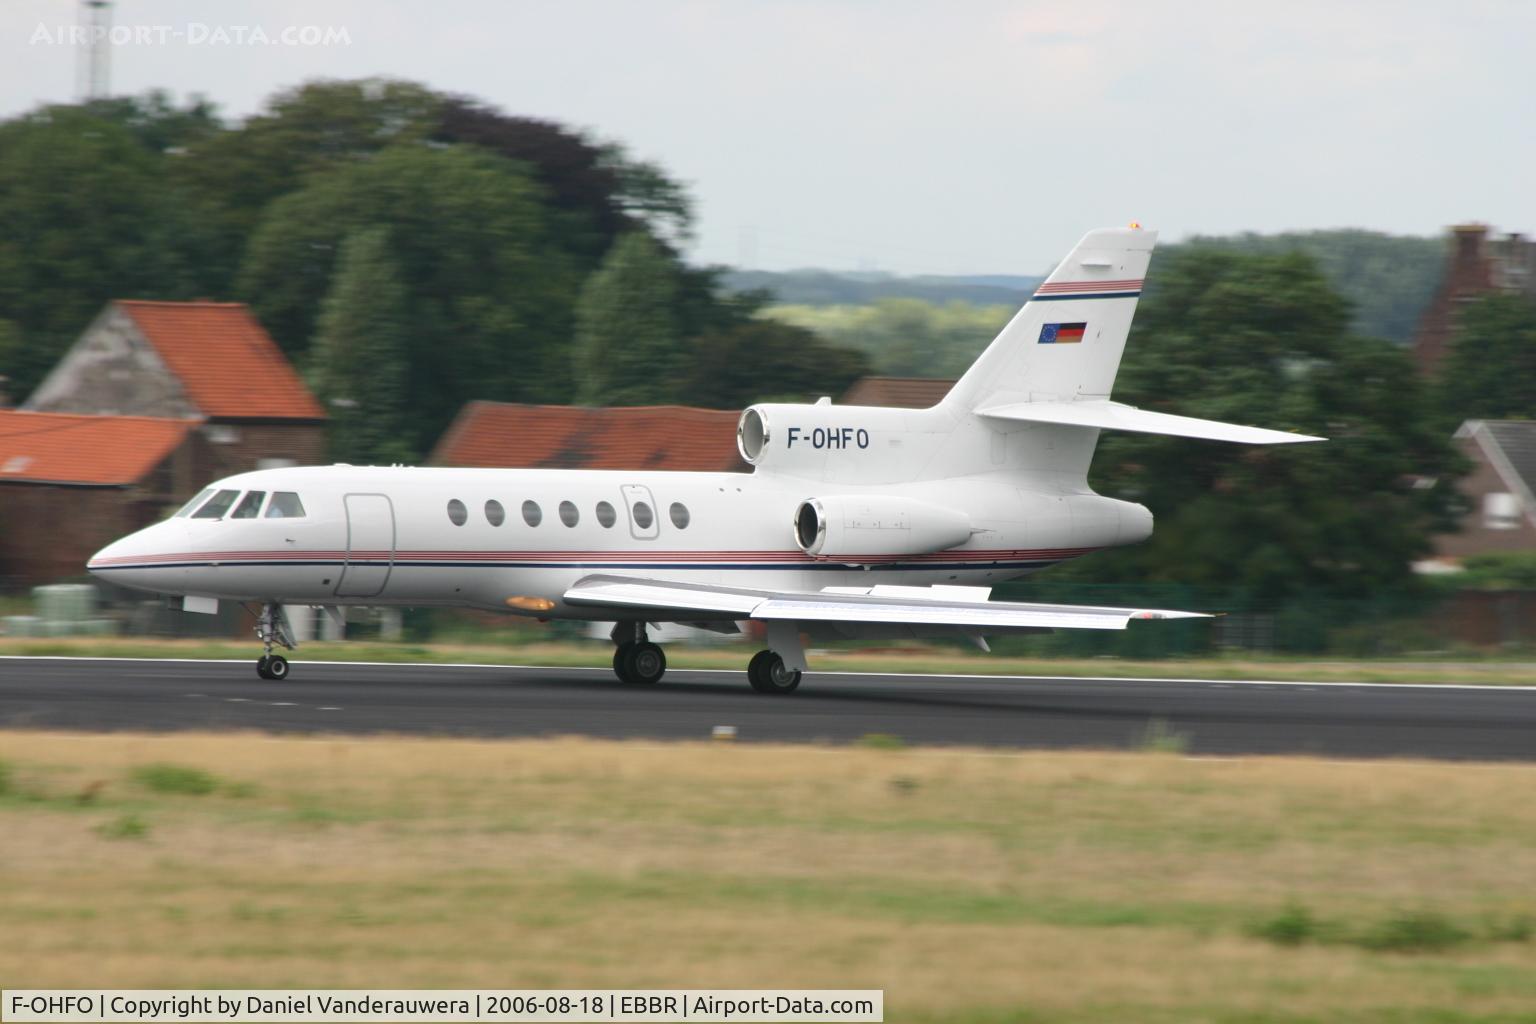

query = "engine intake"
(793, 495), (972, 560)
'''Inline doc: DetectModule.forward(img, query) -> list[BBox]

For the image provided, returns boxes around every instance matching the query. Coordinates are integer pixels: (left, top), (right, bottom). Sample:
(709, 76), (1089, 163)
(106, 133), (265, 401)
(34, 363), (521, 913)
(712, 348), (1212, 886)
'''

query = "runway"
(2, 657), (1535, 761)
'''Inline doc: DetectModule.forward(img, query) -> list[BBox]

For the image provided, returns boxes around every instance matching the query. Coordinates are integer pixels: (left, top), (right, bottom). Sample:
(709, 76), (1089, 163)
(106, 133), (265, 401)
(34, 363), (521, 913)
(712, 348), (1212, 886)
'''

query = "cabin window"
(175, 488), (214, 517)
(596, 501), (616, 528)
(485, 499), (506, 526)
(192, 489), (240, 519)
(632, 501), (654, 530)
(522, 500), (543, 527)
(446, 499), (467, 526)
(230, 491), (266, 519)
(669, 502), (690, 529)
(266, 492), (307, 519)
(559, 500), (579, 527)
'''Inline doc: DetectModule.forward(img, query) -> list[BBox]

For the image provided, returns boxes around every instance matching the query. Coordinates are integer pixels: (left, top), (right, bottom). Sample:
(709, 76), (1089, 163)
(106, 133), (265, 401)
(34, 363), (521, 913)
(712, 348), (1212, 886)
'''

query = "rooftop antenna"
(78, 0), (113, 101)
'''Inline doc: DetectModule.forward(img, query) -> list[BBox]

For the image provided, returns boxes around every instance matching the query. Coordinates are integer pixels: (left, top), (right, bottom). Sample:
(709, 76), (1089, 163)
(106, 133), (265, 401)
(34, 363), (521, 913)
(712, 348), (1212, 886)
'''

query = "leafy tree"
(1063, 248), (1464, 605)
(572, 233), (682, 405)
(239, 143), (578, 452)
(0, 106), (219, 397)
(1436, 294), (1536, 421)
(82, 90), (222, 153)
(682, 320), (872, 409)
(309, 227), (412, 463)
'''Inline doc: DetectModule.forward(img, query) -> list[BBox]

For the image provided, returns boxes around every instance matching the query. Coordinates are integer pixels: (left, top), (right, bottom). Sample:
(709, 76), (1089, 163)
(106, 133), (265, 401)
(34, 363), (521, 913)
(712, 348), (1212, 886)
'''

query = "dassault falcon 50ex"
(89, 226), (1323, 691)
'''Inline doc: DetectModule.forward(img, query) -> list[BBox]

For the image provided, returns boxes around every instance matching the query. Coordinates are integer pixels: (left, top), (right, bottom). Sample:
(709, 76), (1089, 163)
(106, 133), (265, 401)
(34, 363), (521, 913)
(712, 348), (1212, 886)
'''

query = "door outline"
(335, 492), (396, 597)
(620, 484), (660, 541)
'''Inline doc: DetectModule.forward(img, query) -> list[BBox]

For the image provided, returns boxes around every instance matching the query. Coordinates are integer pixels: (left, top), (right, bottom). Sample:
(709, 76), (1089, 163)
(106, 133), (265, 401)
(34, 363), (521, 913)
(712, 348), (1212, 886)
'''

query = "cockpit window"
(192, 489), (240, 519)
(230, 491), (266, 519)
(174, 488), (214, 517)
(265, 492), (306, 519)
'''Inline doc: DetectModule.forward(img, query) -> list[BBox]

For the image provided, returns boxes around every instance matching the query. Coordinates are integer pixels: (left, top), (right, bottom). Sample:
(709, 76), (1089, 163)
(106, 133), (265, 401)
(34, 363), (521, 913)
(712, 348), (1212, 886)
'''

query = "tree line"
(0, 80), (870, 459)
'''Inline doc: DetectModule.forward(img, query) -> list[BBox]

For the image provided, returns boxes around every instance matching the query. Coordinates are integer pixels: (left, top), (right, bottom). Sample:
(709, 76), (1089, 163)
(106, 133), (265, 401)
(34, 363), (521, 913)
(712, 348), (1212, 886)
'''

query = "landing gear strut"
(611, 622), (666, 685)
(255, 603), (297, 680)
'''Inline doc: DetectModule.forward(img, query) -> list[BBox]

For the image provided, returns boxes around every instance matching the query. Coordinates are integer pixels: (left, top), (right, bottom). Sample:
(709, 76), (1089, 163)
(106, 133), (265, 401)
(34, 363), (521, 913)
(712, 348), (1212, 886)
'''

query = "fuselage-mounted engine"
(792, 495), (972, 562)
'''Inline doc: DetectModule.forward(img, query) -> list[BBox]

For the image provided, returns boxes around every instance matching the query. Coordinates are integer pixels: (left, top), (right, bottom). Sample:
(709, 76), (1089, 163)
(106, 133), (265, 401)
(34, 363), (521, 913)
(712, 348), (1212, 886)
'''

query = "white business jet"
(89, 226), (1321, 690)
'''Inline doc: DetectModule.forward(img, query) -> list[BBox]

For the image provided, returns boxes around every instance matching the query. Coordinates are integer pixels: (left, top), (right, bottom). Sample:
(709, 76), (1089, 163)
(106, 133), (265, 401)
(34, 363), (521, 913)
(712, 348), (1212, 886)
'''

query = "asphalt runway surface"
(2, 657), (1535, 761)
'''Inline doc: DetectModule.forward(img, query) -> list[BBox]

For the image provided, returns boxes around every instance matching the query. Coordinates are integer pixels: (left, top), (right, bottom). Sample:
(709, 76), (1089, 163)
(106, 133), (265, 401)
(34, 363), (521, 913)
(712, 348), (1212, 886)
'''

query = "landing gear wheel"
(265, 654), (290, 681)
(624, 642), (667, 684)
(612, 642), (636, 682)
(256, 655), (272, 679)
(747, 649), (801, 694)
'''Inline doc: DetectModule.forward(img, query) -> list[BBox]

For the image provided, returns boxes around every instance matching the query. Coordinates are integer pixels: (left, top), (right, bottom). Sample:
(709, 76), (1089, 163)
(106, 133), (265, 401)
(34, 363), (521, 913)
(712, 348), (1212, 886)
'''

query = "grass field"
(6, 636), (1536, 685)
(2, 732), (1535, 1022)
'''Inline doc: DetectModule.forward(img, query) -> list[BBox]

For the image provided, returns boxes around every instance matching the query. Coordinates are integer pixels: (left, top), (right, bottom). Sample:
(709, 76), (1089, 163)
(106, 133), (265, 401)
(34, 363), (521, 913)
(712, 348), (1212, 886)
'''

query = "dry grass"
(2, 732), (1535, 1021)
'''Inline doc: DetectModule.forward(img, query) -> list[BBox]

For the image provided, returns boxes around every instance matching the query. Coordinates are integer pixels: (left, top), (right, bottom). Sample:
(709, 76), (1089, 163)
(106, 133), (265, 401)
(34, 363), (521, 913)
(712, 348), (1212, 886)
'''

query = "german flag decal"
(1038, 322), (1087, 344)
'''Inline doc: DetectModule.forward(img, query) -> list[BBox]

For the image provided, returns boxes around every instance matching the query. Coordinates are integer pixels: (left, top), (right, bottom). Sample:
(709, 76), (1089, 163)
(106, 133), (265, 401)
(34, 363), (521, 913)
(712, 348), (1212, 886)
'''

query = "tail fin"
(941, 227), (1156, 413)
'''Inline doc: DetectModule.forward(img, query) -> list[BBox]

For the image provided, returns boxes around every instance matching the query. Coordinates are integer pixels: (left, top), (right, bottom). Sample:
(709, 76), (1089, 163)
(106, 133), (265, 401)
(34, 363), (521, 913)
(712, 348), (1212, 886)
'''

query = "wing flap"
(564, 574), (1209, 632)
(978, 400), (1324, 444)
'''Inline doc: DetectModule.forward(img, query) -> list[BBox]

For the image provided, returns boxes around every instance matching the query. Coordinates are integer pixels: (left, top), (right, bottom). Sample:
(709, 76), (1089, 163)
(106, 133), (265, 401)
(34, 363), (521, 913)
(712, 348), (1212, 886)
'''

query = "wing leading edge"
(563, 574), (1209, 632)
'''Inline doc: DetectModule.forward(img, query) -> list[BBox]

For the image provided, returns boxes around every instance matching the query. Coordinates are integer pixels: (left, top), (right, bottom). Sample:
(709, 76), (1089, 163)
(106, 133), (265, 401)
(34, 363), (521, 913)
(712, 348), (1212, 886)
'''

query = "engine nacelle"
(793, 495), (972, 560)
(737, 402), (950, 484)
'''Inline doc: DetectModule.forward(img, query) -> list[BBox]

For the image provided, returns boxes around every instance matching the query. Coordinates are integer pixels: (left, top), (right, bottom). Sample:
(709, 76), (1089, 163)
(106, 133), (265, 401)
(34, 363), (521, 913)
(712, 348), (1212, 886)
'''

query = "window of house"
(446, 499), (467, 526)
(522, 500), (543, 527)
(192, 489), (240, 519)
(230, 491), (267, 519)
(669, 502), (690, 529)
(1485, 492), (1521, 530)
(485, 499), (506, 526)
(559, 500), (579, 527)
(596, 501), (616, 528)
(266, 492), (307, 519)
(175, 488), (215, 517)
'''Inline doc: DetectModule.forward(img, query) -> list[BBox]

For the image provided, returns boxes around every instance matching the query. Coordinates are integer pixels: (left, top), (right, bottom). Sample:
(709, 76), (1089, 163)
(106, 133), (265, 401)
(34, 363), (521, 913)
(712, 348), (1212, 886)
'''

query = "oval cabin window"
(559, 500), (579, 527)
(632, 501), (654, 529)
(447, 499), (467, 526)
(522, 500), (543, 527)
(596, 501), (616, 528)
(669, 502), (690, 529)
(485, 500), (505, 526)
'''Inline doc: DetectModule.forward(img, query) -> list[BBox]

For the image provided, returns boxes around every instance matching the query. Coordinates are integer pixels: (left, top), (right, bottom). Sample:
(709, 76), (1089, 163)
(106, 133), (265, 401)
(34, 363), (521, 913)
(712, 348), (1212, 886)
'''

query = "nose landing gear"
(255, 603), (298, 680)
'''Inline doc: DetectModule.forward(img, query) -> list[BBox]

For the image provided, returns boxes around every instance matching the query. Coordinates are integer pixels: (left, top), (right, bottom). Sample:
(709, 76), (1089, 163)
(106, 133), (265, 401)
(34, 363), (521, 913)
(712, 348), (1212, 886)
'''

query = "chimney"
(1452, 223), (1487, 264)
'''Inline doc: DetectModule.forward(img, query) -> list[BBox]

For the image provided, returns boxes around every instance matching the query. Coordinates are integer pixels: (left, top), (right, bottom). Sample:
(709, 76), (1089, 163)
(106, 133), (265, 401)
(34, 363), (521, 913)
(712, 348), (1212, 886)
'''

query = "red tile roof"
(0, 411), (197, 486)
(430, 402), (750, 472)
(839, 376), (955, 409)
(119, 301), (325, 420)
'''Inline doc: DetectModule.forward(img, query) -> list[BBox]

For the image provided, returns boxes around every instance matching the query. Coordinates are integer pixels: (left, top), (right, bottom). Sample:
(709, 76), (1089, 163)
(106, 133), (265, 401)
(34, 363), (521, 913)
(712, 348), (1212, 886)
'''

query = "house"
(1428, 420), (1536, 566)
(23, 300), (326, 481)
(0, 411), (198, 586)
(1412, 225), (1536, 376)
(839, 376), (954, 409)
(430, 401), (750, 472)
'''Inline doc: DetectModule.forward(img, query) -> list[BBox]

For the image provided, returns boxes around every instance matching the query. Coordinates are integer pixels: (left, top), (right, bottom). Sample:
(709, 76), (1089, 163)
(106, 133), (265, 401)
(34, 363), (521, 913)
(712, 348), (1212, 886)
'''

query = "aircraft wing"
(563, 574), (1209, 631)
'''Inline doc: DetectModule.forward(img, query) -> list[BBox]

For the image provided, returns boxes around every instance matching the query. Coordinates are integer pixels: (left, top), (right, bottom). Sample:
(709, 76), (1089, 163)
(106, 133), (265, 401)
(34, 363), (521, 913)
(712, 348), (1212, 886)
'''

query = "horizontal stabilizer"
(978, 400), (1324, 444)
(564, 574), (1210, 632)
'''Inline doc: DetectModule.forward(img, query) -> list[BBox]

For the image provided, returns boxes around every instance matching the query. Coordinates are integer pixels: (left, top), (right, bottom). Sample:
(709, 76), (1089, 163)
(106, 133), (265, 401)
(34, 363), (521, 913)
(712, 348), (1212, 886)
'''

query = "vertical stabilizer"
(941, 227), (1157, 413)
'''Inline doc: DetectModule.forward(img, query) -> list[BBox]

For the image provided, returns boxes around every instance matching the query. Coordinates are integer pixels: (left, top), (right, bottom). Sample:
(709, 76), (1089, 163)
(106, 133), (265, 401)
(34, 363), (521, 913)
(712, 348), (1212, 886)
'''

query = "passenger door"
(335, 493), (395, 597)
(620, 484), (660, 541)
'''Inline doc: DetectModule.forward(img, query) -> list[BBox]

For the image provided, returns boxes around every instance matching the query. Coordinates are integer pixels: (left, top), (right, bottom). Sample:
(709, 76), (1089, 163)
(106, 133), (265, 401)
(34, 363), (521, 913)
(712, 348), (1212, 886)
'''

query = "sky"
(1, 0), (1531, 276)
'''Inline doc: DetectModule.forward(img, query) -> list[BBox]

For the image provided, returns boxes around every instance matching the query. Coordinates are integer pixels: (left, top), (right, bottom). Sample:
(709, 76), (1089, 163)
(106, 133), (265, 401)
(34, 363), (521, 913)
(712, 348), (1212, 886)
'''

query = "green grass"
(131, 763), (221, 796)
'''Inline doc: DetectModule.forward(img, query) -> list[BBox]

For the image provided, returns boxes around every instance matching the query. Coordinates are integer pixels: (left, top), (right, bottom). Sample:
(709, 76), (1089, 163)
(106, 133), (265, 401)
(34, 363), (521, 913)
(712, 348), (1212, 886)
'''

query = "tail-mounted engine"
(793, 495), (972, 560)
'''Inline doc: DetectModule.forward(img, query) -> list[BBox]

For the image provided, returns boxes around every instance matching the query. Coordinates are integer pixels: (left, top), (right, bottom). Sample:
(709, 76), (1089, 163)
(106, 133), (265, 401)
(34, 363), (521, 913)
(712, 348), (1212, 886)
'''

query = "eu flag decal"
(1039, 322), (1087, 344)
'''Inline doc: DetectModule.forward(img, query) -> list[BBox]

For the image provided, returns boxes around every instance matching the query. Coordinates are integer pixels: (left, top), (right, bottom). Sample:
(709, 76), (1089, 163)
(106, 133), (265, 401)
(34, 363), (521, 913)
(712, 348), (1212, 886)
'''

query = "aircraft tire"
(627, 642), (666, 684)
(748, 650), (801, 694)
(256, 656), (272, 680)
(612, 642), (636, 682)
(265, 655), (290, 681)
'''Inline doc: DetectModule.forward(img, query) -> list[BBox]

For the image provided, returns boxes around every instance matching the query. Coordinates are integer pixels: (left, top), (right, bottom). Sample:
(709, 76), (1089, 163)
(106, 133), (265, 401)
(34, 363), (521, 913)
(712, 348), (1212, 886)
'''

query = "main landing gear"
(255, 603), (297, 680)
(611, 622), (667, 685)
(747, 649), (802, 694)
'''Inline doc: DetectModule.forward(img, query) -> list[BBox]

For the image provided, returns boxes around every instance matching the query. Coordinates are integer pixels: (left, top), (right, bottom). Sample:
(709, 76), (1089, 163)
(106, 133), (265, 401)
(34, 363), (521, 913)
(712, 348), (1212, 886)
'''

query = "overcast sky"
(2, 0), (1531, 275)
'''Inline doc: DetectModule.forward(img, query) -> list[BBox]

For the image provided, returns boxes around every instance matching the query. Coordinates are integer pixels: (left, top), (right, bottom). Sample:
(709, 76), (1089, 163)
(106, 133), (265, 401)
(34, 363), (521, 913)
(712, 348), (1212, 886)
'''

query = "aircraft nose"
(87, 523), (188, 594)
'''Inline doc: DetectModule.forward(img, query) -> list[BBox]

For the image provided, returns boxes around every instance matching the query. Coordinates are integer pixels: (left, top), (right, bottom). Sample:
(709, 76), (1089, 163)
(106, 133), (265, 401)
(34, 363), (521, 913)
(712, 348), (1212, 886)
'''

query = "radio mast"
(78, 0), (113, 101)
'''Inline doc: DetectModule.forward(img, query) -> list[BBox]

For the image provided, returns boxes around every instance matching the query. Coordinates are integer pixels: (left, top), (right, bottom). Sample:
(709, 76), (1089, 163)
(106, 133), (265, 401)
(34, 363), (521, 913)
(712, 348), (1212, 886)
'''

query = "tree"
(572, 233), (683, 405)
(309, 228), (412, 463)
(1061, 247), (1464, 606)
(682, 320), (870, 409)
(1436, 294), (1536, 422)
(238, 144), (578, 452)
(0, 105), (220, 397)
